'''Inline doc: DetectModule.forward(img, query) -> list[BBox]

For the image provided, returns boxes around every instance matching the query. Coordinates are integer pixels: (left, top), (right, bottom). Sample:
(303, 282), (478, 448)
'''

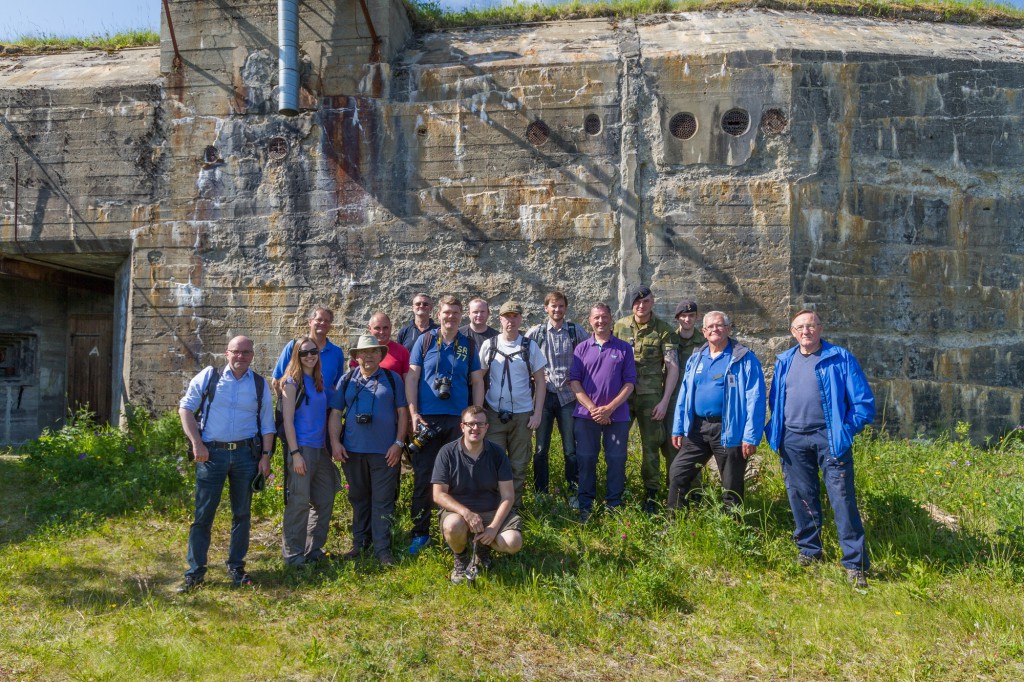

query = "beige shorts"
(439, 508), (523, 534)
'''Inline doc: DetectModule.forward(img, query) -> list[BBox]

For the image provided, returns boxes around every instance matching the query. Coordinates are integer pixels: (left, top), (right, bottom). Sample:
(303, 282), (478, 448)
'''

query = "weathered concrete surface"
(2, 8), (1023, 441)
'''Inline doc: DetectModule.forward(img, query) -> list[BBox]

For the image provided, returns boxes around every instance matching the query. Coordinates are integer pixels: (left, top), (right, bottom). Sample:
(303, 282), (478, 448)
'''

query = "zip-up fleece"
(672, 340), (766, 447)
(766, 340), (875, 456)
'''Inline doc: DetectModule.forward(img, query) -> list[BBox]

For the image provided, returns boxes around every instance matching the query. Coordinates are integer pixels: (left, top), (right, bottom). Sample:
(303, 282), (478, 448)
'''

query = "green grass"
(406, 0), (1024, 30)
(1, 414), (1023, 680)
(1, 29), (159, 53)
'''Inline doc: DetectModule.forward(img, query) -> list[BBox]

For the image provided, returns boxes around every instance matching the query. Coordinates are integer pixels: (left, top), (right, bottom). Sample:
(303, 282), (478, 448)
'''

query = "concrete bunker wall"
(2, 9), (1022, 442)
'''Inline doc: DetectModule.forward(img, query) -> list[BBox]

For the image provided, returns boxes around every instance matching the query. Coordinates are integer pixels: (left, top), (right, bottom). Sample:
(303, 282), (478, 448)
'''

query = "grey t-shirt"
(784, 349), (826, 433)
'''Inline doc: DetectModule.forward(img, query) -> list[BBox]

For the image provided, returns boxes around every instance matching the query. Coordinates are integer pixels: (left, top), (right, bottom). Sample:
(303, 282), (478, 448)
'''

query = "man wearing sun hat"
(329, 335), (408, 565)
(478, 300), (547, 508)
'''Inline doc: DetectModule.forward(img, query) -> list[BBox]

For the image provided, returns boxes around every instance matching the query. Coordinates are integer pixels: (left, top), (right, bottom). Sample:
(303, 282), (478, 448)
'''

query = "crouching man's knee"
(494, 529), (523, 555)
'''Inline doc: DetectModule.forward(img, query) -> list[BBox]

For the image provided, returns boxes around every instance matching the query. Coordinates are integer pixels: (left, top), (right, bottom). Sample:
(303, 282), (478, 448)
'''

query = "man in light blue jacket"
(669, 311), (765, 513)
(766, 310), (875, 588)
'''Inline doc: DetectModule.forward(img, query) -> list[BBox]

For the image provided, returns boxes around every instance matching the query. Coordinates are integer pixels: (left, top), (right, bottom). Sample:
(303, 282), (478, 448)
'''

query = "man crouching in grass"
(432, 405), (523, 583)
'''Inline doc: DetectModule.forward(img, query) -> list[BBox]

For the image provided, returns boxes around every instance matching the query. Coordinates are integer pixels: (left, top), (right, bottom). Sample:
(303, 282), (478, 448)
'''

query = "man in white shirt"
(479, 301), (547, 508)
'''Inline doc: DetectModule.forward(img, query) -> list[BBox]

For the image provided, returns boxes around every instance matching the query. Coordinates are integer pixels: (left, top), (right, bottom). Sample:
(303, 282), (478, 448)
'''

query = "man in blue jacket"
(669, 311), (765, 513)
(766, 309), (875, 588)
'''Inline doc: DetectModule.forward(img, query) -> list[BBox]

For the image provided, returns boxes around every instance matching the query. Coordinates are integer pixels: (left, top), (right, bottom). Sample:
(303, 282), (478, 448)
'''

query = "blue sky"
(1, 0), (1022, 41)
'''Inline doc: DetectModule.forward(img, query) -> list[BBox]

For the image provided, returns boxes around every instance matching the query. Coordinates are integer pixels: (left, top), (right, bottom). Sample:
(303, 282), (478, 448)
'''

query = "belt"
(204, 439), (252, 451)
(696, 415), (722, 423)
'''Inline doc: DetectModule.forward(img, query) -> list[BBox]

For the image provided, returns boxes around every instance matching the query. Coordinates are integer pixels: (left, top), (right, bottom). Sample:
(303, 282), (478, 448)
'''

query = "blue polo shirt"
(180, 365), (275, 442)
(410, 330), (481, 416)
(273, 339), (346, 402)
(692, 342), (732, 418)
(284, 375), (328, 448)
(329, 368), (407, 454)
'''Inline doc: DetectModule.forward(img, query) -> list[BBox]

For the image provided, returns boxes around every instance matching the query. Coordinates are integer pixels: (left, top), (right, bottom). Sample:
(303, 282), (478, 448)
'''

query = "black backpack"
(481, 335), (534, 394)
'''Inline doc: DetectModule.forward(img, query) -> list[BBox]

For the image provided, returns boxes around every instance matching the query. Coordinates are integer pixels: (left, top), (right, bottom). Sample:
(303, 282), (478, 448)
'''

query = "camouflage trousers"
(628, 392), (678, 496)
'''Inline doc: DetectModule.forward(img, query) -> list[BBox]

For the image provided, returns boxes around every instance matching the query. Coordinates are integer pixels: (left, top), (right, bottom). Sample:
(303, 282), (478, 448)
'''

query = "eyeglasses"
(298, 348), (319, 358)
(461, 422), (488, 430)
(792, 324), (820, 332)
(703, 323), (729, 330)
(227, 349), (253, 356)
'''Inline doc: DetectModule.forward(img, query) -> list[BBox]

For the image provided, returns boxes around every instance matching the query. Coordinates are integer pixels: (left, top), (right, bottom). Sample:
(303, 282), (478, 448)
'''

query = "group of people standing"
(176, 287), (875, 591)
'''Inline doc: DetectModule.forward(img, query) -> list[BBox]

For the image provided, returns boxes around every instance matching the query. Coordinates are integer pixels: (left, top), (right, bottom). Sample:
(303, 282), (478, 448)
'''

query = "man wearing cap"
(329, 335), (408, 565)
(614, 285), (681, 513)
(766, 309), (875, 588)
(177, 336), (275, 592)
(397, 293), (440, 354)
(272, 306), (346, 397)
(479, 301), (547, 508)
(525, 291), (586, 504)
(569, 303), (637, 521)
(670, 311), (765, 513)
(460, 297), (499, 350)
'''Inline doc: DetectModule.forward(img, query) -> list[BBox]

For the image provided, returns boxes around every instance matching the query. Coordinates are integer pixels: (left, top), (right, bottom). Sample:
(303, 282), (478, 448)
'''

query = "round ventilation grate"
(584, 113), (602, 136)
(416, 126), (428, 139)
(669, 112), (698, 140)
(721, 108), (750, 136)
(760, 108), (788, 135)
(526, 120), (550, 146)
(268, 137), (288, 159)
(203, 145), (219, 163)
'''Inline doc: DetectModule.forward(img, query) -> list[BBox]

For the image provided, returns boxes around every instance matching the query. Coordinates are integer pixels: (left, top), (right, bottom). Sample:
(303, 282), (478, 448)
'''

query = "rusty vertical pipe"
(12, 156), (17, 246)
(161, 0), (183, 71)
(356, 0), (383, 63)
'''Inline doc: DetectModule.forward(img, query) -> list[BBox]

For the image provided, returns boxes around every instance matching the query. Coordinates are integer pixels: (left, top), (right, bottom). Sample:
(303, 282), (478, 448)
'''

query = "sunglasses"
(298, 348), (319, 358)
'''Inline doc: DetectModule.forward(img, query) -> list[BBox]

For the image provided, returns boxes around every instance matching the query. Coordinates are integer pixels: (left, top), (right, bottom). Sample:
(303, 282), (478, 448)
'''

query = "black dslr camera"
(433, 375), (453, 400)
(498, 409), (513, 424)
(355, 414), (372, 424)
(407, 421), (440, 455)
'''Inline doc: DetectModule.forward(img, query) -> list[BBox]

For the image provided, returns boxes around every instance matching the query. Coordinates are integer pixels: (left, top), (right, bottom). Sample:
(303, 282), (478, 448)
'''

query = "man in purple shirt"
(568, 303), (637, 521)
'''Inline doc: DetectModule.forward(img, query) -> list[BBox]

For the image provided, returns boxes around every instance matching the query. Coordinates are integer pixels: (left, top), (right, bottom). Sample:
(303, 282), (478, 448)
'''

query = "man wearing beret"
(614, 285), (681, 513)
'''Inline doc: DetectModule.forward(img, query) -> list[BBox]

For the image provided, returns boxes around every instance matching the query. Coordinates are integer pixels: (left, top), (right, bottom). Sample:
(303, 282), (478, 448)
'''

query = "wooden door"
(68, 315), (113, 424)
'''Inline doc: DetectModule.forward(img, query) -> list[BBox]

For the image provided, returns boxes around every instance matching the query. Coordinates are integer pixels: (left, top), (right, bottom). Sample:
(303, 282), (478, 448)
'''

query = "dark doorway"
(68, 315), (113, 424)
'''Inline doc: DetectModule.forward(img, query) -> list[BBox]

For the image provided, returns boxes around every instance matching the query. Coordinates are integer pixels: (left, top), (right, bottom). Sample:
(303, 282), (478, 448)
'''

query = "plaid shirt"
(527, 321), (582, 406)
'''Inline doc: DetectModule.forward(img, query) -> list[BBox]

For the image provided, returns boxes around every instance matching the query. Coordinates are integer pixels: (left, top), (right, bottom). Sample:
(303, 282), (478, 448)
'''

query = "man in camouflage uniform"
(614, 285), (681, 513)
(669, 299), (705, 497)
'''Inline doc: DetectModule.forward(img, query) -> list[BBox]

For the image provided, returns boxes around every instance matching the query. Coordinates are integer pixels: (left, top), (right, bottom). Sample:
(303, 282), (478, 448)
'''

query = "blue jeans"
(186, 443), (258, 579)
(779, 427), (868, 570)
(574, 419), (629, 512)
(533, 392), (578, 494)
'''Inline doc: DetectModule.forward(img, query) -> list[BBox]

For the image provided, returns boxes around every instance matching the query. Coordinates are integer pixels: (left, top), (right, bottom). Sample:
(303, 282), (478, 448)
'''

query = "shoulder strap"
(567, 322), (581, 347)
(254, 372), (265, 438)
(383, 368), (397, 394)
(484, 336), (499, 367)
(195, 367), (220, 435)
(337, 368), (361, 416)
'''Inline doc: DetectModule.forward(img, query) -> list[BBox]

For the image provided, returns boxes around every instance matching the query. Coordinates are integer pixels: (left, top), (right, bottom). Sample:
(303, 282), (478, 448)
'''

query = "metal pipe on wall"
(278, 0), (300, 116)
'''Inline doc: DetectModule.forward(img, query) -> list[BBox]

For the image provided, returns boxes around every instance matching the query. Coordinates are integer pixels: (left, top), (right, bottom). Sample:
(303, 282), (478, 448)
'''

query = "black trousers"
(667, 417), (747, 511)
(409, 414), (462, 537)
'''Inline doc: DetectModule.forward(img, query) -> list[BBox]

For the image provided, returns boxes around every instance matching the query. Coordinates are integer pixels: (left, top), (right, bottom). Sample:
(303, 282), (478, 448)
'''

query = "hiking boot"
(340, 546), (366, 561)
(578, 508), (591, 524)
(643, 497), (659, 515)
(408, 535), (432, 556)
(228, 570), (254, 588)
(846, 568), (868, 588)
(376, 550), (395, 567)
(176, 575), (203, 594)
(797, 553), (824, 567)
(474, 543), (492, 571)
(451, 551), (470, 584)
(567, 495), (579, 510)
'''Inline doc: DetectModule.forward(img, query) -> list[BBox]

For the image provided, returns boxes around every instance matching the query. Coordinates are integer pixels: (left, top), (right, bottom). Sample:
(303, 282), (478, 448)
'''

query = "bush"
(18, 405), (192, 523)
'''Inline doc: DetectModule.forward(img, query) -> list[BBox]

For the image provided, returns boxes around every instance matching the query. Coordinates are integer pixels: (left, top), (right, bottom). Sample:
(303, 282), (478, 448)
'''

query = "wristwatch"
(261, 450), (271, 457)
(393, 440), (404, 447)
(289, 448), (301, 456)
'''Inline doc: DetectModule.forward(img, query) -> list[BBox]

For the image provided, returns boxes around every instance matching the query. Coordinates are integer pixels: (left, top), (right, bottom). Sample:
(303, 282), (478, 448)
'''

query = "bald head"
(225, 336), (255, 378)
(368, 311), (393, 344)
